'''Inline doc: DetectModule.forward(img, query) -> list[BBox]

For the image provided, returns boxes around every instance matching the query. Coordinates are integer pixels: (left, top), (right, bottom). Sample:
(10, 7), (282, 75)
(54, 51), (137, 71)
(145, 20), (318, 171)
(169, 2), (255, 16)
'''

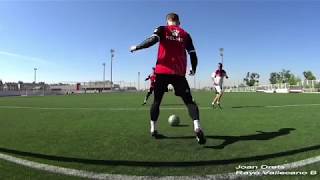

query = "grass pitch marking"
(1, 152), (320, 180)
(0, 103), (320, 111)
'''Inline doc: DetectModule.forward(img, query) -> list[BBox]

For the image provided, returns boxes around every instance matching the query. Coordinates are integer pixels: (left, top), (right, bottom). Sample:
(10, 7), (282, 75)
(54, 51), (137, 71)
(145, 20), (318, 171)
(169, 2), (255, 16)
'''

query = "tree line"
(243, 70), (317, 86)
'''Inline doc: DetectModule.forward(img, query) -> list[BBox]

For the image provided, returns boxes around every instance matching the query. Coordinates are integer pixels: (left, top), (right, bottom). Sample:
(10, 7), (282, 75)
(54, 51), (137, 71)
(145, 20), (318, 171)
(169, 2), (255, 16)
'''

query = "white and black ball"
(168, 114), (180, 126)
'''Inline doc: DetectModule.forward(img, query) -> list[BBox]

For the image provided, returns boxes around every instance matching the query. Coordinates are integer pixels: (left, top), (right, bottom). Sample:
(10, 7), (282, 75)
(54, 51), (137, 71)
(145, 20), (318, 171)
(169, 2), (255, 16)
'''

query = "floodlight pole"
(110, 49), (115, 90)
(34, 68), (38, 83)
(138, 72), (140, 91)
(220, 48), (224, 65)
(194, 75), (196, 90)
(102, 62), (106, 89)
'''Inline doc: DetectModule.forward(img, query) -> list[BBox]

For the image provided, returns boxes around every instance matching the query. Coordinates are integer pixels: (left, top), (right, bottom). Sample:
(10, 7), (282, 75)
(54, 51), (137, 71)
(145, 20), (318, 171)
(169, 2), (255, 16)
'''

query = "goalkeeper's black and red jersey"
(153, 25), (196, 76)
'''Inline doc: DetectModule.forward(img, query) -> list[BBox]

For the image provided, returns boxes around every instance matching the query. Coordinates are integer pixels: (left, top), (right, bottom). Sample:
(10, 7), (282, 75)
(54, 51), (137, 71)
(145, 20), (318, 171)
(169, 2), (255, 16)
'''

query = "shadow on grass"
(160, 103), (185, 107)
(172, 124), (189, 127)
(232, 105), (266, 109)
(147, 103), (201, 107)
(160, 128), (295, 145)
(1, 128), (316, 167)
(204, 128), (296, 149)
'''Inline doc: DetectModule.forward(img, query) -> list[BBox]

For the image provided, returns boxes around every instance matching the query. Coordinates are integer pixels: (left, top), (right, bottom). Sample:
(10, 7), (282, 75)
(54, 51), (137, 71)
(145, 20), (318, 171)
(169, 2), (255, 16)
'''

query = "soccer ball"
(168, 114), (180, 126)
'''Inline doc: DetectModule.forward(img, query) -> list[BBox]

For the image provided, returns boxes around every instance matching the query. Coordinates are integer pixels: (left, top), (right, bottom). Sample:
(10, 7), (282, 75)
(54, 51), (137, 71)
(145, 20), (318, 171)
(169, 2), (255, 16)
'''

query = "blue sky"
(0, 0), (319, 87)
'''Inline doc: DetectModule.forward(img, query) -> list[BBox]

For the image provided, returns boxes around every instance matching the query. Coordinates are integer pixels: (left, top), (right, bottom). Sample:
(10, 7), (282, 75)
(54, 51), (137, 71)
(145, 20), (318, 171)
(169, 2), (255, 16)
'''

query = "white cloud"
(0, 50), (51, 64)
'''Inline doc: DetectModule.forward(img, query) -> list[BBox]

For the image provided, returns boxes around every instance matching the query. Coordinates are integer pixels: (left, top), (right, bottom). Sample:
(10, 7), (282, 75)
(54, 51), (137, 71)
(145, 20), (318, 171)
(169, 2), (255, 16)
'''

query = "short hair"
(166, 13), (180, 22)
(218, 63), (223, 67)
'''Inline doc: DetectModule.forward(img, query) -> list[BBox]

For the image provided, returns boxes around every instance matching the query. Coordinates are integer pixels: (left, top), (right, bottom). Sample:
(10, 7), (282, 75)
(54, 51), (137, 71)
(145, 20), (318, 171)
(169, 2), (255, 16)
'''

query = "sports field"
(0, 92), (320, 179)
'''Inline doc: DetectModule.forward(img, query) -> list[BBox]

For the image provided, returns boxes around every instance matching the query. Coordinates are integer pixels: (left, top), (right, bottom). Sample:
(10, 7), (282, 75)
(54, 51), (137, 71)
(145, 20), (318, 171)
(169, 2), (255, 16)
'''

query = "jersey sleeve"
(211, 72), (216, 79)
(152, 26), (164, 41)
(135, 27), (163, 51)
(223, 70), (227, 76)
(185, 33), (196, 54)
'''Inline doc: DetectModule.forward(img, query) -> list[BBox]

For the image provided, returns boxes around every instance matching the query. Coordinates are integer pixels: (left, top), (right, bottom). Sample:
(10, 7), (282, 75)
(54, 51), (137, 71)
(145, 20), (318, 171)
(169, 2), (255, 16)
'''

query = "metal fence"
(225, 80), (320, 93)
(0, 89), (68, 97)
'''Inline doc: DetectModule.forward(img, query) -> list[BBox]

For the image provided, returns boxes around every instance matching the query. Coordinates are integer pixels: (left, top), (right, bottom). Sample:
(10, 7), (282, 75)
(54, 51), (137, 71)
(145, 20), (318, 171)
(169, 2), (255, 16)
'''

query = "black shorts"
(154, 74), (191, 97)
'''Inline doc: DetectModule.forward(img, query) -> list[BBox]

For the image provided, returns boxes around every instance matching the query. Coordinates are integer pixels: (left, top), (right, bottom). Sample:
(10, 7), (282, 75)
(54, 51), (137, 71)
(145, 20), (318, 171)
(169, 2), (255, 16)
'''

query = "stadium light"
(102, 62), (106, 89)
(138, 72), (140, 91)
(110, 49), (115, 90)
(219, 48), (224, 65)
(34, 68), (38, 83)
(194, 75), (196, 90)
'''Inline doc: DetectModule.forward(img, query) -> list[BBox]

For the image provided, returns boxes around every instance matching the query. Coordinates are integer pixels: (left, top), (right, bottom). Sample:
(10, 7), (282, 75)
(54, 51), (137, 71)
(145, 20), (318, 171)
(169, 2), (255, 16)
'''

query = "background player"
(211, 62), (228, 108)
(130, 12), (206, 144)
(142, 67), (156, 105)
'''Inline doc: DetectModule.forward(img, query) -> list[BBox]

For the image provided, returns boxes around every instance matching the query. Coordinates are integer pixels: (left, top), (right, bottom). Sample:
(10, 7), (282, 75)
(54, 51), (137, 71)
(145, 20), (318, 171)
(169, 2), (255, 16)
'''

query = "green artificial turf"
(0, 92), (319, 179)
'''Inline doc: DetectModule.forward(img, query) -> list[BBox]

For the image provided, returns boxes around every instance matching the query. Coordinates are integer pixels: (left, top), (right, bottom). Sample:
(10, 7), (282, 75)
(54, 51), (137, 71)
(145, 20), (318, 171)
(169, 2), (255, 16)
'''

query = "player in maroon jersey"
(130, 13), (206, 144)
(142, 67), (156, 105)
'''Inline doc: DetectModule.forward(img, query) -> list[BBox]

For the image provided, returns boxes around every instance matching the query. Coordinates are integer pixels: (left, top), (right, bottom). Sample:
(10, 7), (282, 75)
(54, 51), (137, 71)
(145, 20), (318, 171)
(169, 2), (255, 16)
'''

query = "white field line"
(0, 152), (320, 180)
(0, 103), (320, 111)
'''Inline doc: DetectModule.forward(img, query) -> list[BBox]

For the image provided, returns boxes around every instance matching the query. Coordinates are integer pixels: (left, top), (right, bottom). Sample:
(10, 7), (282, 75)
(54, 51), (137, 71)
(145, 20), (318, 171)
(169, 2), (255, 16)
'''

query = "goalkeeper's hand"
(189, 68), (196, 76)
(130, 45), (137, 53)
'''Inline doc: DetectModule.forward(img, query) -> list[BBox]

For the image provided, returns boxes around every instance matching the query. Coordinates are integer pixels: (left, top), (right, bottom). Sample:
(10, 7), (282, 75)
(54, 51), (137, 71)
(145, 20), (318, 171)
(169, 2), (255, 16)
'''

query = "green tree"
(279, 69), (292, 83)
(269, 72), (279, 84)
(244, 72), (260, 86)
(303, 71), (316, 80)
(288, 75), (301, 85)
(270, 69), (300, 85)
